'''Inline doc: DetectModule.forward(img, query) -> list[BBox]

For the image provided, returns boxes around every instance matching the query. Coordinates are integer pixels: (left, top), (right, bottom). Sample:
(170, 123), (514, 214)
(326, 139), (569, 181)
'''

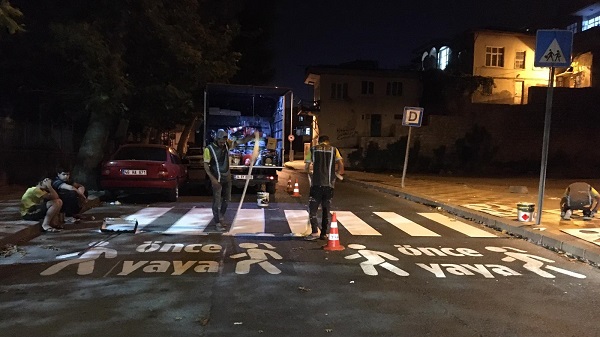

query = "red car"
(100, 144), (188, 201)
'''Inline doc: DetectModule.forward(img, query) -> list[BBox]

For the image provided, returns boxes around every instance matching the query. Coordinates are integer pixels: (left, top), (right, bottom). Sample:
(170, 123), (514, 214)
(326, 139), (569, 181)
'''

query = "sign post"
(533, 29), (573, 225)
(401, 107), (424, 188)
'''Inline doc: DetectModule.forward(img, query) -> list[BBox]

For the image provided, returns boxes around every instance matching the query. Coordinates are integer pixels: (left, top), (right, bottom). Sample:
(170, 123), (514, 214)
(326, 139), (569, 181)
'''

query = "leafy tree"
(0, 0), (24, 36)
(0, 0), (245, 189)
(420, 69), (493, 115)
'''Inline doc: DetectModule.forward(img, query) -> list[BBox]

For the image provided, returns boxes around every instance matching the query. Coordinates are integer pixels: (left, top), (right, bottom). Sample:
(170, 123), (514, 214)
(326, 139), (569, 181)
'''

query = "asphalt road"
(0, 171), (599, 337)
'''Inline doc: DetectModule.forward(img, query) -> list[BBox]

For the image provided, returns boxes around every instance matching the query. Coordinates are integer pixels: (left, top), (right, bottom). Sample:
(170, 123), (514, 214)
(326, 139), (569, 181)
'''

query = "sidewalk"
(0, 185), (101, 249)
(2, 165), (600, 267)
(284, 160), (600, 267)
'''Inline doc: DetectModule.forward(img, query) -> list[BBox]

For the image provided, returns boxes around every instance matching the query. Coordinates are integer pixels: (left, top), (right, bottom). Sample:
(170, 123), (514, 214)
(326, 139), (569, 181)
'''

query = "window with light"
(438, 46), (450, 70)
(485, 46), (504, 67)
(515, 51), (526, 69)
(582, 15), (600, 31)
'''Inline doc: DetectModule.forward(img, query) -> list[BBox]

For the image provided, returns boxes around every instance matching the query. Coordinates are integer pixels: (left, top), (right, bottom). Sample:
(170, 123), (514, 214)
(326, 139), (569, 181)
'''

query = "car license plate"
(234, 175), (253, 180)
(122, 169), (147, 175)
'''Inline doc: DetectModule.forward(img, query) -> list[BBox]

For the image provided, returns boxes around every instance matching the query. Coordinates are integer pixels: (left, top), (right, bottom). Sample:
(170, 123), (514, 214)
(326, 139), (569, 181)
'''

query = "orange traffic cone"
(323, 212), (344, 251)
(291, 179), (301, 197)
(286, 176), (293, 193)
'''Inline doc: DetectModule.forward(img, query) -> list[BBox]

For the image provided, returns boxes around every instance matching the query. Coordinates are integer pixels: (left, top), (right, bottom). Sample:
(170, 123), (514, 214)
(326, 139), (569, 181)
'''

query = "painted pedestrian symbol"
(230, 243), (282, 274)
(345, 244), (409, 276)
(485, 246), (585, 279)
(40, 241), (117, 276)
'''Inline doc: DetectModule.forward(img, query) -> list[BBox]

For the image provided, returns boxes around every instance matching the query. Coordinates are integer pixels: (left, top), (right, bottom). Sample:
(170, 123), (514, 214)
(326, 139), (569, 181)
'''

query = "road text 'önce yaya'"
(39, 242), (586, 279)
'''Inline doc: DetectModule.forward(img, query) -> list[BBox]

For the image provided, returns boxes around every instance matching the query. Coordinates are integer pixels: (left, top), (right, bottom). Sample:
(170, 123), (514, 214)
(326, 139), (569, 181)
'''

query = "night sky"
(267, 0), (564, 101)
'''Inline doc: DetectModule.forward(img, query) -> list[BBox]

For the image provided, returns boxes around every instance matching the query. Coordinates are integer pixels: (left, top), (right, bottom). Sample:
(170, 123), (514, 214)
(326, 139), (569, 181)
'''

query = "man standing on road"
(204, 128), (258, 231)
(560, 182), (600, 220)
(304, 135), (344, 240)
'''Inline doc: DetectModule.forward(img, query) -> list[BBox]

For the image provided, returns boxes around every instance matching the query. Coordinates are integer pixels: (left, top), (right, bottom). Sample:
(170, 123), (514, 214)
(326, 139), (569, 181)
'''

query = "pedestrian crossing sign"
(534, 29), (572, 68)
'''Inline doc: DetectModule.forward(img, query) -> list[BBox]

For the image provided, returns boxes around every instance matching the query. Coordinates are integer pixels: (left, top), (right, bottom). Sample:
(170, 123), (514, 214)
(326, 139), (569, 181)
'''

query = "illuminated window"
(330, 82), (348, 99)
(485, 46), (504, 67)
(566, 22), (578, 33)
(361, 81), (374, 95)
(582, 15), (600, 31)
(438, 46), (450, 70)
(515, 51), (526, 69)
(386, 82), (403, 96)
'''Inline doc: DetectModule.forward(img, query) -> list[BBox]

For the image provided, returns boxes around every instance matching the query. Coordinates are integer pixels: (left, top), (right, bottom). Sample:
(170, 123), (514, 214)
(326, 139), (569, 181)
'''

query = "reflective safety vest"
(205, 142), (230, 183)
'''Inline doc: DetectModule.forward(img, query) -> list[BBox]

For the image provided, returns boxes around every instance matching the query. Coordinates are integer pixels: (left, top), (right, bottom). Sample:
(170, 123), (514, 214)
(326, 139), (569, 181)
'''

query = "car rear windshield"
(113, 147), (167, 161)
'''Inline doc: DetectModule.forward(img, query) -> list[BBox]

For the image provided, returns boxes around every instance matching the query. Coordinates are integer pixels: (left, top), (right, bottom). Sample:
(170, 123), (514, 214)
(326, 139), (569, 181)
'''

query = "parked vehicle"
(183, 147), (206, 182)
(100, 144), (188, 201)
(202, 84), (293, 193)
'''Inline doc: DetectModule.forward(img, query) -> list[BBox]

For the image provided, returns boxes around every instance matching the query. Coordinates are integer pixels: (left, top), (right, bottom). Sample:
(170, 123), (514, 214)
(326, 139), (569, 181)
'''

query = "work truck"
(200, 83), (293, 193)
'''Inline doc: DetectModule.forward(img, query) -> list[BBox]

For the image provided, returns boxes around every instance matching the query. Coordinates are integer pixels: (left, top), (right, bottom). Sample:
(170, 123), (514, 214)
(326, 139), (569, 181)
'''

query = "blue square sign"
(402, 107), (424, 127)
(535, 30), (573, 67)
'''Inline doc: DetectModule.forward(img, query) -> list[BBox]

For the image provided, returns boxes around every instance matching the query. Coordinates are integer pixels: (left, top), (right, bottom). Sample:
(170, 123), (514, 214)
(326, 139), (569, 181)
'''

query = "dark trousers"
(58, 190), (82, 216)
(308, 186), (334, 234)
(560, 196), (592, 216)
(211, 178), (232, 223)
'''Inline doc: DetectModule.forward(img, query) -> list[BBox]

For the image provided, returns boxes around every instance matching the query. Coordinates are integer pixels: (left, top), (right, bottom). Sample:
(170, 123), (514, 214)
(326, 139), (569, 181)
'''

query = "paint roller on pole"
(234, 130), (261, 223)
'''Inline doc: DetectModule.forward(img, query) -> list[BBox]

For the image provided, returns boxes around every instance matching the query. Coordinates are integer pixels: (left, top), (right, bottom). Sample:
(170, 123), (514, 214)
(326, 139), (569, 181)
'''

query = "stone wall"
(346, 87), (600, 177)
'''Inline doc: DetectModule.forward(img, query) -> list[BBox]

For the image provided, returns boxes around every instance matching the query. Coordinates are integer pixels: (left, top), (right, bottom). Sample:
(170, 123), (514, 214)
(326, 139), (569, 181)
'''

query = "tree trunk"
(176, 117), (199, 156)
(72, 110), (114, 190)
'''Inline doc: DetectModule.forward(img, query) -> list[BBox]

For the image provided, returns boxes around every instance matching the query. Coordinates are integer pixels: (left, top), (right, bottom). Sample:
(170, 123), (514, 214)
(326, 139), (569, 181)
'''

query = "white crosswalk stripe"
(335, 211), (381, 236)
(163, 207), (212, 235)
(228, 209), (266, 235)
(418, 212), (497, 237)
(116, 207), (496, 238)
(124, 207), (172, 230)
(284, 210), (310, 236)
(374, 212), (440, 237)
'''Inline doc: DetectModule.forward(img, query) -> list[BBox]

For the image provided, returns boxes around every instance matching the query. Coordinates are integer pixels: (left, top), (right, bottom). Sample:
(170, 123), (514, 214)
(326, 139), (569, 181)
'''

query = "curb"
(345, 178), (600, 267)
(0, 193), (103, 249)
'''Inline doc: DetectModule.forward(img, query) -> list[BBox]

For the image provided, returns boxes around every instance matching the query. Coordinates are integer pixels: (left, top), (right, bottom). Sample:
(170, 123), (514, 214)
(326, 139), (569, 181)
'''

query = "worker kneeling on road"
(560, 182), (600, 220)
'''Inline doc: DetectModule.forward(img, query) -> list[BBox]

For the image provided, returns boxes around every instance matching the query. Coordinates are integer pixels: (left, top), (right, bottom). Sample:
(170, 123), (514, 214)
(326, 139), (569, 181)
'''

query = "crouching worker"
(52, 167), (87, 223)
(560, 182), (600, 220)
(20, 177), (63, 232)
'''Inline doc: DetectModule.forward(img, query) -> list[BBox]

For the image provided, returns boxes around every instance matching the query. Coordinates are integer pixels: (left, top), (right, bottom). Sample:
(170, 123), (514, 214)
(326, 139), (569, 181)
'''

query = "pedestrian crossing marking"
(418, 213), (496, 237)
(125, 207), (172, 229)
(228, 209), (265, 235)
(335, 211), (381, 236)
(115, 206), (499, 238)
(374, 212), (440, 237)
(163, 207), (212, 235)
(284, 210), (310, 236)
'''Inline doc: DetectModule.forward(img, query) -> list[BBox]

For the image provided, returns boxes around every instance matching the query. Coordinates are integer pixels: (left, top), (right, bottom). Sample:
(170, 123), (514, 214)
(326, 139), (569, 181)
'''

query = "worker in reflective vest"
(304, 135), (344, 240)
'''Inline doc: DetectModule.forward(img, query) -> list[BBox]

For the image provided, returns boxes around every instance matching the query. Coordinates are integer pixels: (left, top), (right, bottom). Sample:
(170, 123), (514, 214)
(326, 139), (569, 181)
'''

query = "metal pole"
(401, 127), (412, 188)
(535, 66), (555, 225)
(289, 92), (294, 162)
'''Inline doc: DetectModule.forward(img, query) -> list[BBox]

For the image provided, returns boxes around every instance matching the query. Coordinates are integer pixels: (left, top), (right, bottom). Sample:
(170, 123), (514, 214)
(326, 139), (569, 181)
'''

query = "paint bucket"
(517, 202), (535, 222)
(257, 191), (269, 207)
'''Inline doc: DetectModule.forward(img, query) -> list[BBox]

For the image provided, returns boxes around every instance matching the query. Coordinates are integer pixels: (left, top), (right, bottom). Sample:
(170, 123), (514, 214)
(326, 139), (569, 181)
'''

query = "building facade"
(420, 29), (549, 105)
(304, 64), (421, 158)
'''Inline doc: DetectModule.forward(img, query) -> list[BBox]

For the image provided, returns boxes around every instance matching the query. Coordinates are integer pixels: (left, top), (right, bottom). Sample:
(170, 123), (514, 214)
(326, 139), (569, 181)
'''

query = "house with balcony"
(303, 61), (421, 160)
